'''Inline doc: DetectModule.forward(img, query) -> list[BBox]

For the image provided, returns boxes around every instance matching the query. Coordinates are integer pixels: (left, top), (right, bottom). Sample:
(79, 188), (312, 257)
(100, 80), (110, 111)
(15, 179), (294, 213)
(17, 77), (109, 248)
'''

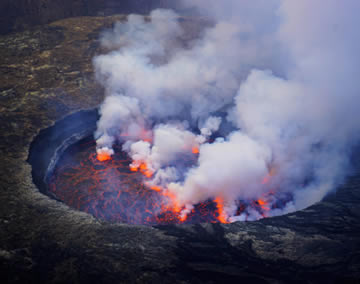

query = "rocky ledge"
(0, 0), (180, 35)
(0, 16), (359, 283)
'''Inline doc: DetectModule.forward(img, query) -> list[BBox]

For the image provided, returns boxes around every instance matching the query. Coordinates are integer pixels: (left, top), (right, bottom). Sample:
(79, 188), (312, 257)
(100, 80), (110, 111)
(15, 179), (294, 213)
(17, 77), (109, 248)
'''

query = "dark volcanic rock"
(0, 0), (181, 35)
(0, 16), (359, 283)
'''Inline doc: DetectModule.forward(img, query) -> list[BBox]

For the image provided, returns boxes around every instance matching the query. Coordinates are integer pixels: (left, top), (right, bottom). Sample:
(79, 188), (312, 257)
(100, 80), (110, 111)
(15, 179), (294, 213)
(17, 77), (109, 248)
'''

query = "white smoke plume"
(93, 1), (360, 221)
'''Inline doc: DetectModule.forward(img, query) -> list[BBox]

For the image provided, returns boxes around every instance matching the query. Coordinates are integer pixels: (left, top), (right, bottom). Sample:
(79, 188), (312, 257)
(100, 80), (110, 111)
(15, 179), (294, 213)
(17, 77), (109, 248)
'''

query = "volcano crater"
(2, 15), (358, 282)
(28, 109), (294, 225)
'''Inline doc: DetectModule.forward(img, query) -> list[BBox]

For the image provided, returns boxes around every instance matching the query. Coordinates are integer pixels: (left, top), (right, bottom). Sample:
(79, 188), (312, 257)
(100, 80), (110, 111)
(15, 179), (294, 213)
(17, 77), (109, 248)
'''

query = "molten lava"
(214, 197), (229, 224)
(192, 146), (200, 154)
(130, 162), (153, 178)
(97, 153), (111, 162)
(48, 137), (289, 225)
(49, 138), (234, 225)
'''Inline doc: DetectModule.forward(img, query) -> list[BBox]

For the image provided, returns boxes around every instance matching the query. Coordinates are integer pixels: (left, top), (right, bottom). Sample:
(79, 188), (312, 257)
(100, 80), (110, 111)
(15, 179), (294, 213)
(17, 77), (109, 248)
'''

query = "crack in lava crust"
(48, 136), (228, 225)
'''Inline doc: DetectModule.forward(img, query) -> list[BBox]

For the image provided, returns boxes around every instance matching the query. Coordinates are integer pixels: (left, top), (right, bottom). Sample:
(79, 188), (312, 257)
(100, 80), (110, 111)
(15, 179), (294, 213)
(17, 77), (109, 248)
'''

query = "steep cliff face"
(0, 0), (178, 35)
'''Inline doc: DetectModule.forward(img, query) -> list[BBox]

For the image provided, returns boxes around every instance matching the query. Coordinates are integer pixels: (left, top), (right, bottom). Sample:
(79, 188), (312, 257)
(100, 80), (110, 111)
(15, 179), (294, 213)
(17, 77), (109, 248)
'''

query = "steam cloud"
(93, 1), (360, 221)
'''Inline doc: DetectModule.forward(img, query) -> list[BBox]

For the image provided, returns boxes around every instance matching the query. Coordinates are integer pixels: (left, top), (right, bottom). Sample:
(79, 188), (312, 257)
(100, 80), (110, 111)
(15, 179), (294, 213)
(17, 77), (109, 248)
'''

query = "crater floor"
(0, 16), (359, 283)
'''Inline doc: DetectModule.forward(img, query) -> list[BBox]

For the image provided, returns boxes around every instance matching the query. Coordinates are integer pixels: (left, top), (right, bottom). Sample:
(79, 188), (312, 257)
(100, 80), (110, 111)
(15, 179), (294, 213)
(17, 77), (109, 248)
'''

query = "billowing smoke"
(93, 1), (360, 222)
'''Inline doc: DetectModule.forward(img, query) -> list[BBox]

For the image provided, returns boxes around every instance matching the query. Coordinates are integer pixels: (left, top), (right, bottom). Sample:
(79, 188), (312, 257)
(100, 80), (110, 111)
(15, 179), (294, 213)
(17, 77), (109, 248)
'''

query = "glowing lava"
(214, 197), (229, 224)
(97, 153), (111, 162)
(130, 162), (153, 178)
(192, 146), (200, 154)
(48, 137), (232, 225)
(48, 137), (289, 225)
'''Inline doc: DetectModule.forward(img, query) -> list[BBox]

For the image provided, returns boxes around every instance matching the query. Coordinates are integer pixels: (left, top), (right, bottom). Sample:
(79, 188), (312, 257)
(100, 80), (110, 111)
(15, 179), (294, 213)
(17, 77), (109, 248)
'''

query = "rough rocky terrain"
(0, 0), (180, 35)
(0, 16), (359, 283)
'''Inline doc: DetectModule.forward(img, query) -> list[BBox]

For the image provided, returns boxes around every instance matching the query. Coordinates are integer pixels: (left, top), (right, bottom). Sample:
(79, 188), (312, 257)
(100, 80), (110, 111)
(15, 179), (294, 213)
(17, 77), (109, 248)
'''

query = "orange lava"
(131, 162), (153, 178)
(48, 138), (289, 225)
(150, 185), (162, 192)
(214, 197), (229, 223)
(179, 213), (188, 222)
(97, 153), (111, 162)
(140, 163), (153, 178)
(163, 191), (182, 213)
(256, 198), (270, 217)
(192, 146), (200, 154)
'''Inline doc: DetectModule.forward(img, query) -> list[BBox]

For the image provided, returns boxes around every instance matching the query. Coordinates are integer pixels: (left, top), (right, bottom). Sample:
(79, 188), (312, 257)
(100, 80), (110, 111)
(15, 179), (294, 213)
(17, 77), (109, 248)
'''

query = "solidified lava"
(48, 136), (224, 225)
(48, 136), (291, 225)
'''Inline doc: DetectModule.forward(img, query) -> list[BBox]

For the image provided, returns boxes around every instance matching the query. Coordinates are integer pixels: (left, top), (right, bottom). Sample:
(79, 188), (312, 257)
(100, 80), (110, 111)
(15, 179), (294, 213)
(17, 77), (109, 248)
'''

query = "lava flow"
(49, 137), (223, 224)
(48, 136), (289, 225)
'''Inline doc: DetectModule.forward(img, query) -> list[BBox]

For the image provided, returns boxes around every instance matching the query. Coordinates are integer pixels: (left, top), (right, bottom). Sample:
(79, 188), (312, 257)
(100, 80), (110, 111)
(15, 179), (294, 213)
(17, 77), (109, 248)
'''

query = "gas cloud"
(92, 0), (360, 222)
